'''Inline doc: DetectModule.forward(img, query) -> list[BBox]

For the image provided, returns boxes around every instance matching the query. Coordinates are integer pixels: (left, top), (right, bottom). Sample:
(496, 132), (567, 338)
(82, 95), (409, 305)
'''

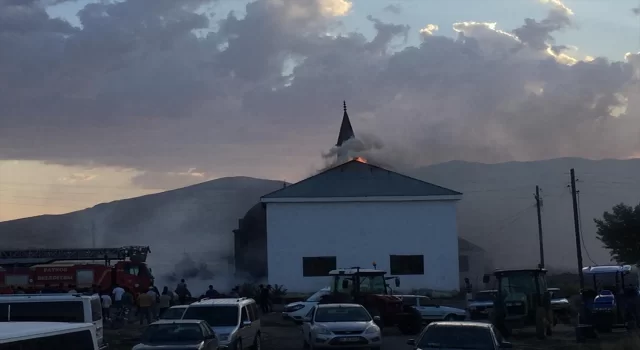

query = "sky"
(1, 0), (639, 221)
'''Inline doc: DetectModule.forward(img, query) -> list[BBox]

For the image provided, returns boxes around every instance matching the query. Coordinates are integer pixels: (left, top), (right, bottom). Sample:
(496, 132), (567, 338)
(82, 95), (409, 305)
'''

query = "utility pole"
(570, 169), (585, 290)
(535, 186), (545, 268)
(91, 221), (96, 249)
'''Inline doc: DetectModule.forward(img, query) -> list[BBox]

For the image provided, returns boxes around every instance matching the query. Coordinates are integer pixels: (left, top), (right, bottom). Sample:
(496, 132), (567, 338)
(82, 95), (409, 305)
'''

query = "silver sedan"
(301, 303), (382, 349)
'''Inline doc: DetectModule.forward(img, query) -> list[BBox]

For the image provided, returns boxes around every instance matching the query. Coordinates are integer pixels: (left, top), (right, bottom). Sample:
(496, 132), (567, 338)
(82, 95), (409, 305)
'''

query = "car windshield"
(307, 289), (330, 302)
(160, 307), (186, 320)
(418, 325), (495, 350)
(182, 306), (238, 327)
(141, 323), (204, 344)
(499, 274), (536, 296)
(314, 306), (371, 322)
(474, 292), (495, 301)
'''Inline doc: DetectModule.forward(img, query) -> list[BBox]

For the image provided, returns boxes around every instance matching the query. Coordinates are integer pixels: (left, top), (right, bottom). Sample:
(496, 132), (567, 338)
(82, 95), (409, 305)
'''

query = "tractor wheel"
(490, 310), (510, 339)
(535, 307), (548, 340)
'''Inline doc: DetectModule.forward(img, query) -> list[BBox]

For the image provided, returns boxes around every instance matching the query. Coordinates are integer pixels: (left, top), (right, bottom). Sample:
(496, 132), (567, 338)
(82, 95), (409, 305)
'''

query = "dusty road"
(107, 312), (640, 350)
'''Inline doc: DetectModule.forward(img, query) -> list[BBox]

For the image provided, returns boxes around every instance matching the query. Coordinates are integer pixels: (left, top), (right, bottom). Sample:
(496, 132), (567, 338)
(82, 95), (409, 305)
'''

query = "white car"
(302, 303), (382, 349)
(398, 295), (466, 322)
(181, 297), (261, 349)
(282, 287), (330, 323)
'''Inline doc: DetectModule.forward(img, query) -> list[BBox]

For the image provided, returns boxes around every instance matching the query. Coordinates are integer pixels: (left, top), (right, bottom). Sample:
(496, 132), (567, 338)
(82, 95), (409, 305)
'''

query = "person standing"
(259, 285), (269, 313)
(137, 292), (153, 325)
(175, 279), (188, 305)
(112, 284), (125, 311)
(266, 285), (273, 313)
(147, 286), (159, 320)
(464, 278), (473, 307)
(101, 292), (112, 321)
(205, 285), (220, 299)
(159, 287), (171, 318)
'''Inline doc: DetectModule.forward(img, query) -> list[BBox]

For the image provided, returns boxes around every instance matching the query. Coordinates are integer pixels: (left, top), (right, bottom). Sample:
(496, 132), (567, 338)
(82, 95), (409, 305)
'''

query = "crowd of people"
(2, 279), (279, 326)
(100, 279), (278, 326)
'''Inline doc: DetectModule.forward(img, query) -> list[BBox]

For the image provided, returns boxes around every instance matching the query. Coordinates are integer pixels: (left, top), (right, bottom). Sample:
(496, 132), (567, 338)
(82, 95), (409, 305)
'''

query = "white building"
(260, 159), (463, 293)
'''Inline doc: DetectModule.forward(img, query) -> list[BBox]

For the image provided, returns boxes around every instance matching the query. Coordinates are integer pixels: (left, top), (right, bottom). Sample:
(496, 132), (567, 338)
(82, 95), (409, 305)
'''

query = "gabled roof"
(261, 159), (462, 202)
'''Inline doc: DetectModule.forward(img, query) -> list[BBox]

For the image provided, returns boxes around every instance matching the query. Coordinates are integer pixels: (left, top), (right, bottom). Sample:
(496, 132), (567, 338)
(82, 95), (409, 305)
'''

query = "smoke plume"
(318, 133), (411, 173)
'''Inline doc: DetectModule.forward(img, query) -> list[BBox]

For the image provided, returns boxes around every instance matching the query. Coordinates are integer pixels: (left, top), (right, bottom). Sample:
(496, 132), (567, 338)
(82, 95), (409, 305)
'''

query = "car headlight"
(314, 326), (332, 335)
(364, 325), (380, 334)
(218, 333), (230, 342)
(286, 304), (305, 312)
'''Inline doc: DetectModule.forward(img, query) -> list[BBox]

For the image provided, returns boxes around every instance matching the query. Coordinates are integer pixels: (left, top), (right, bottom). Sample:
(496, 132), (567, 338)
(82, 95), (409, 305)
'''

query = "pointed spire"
(336, 100), (355, 147)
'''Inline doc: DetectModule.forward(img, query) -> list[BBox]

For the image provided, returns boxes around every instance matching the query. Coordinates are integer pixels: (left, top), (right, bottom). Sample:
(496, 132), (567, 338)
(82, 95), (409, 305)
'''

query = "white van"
(182, 297), (261, 349)
(0, 321), (99, 350)
(0, 293), (106, 349)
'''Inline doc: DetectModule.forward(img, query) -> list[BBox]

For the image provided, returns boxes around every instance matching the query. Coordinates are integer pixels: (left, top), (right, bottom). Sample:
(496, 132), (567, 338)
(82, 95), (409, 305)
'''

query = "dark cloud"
(383, 4), (402, 15)
(0, 0), (639, 185)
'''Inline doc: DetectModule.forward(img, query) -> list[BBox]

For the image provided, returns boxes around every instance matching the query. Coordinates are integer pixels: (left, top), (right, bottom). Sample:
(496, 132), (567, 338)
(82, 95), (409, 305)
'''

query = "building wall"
(266, 200), (460, 293)
(458, 248), (493, 291)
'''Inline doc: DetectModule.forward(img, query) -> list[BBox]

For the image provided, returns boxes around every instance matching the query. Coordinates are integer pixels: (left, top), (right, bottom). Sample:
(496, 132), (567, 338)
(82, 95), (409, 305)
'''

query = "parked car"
(159, 305), (188, 320)
(282, 287), (330, 323)
(181, 297), (260, 349)
(406, 321), (513, 350)
(302, 303), (382, 349)
(132, 319), (218, 350)
(398, 295), (466, 322)
(0, 322), (101, 350)
(467, 290), (497, 320)
(548, 288), (571, 324)
(0, 293), (107, 349)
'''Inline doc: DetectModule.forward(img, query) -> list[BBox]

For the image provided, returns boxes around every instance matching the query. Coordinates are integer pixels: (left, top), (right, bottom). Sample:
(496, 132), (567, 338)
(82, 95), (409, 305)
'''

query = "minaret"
(336, 101), (355, 162)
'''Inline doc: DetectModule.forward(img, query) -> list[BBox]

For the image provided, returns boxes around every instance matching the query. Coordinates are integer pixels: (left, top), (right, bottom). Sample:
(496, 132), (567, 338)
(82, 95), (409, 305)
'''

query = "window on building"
(302, 256), (337, 277)
(389, 255), (424, 275)
(459, 255), (470, 273)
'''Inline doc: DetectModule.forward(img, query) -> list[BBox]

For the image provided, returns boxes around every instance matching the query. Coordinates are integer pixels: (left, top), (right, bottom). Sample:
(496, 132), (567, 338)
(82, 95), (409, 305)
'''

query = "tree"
(594, 203), (640, 264)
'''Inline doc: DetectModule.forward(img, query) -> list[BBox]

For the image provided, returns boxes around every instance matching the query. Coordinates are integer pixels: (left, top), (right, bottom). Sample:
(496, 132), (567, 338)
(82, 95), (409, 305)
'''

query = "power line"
(577, 191), (598, 265)
(495, 203), (536, 233)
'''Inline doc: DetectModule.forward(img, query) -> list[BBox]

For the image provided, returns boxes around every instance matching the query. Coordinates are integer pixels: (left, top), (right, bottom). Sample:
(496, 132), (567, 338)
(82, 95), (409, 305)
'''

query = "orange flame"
(353, 156), (367, 163)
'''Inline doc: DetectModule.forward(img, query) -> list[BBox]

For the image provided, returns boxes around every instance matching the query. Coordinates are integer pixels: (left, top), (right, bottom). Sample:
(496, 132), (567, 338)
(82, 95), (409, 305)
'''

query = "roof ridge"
(261, 159), (462, 199)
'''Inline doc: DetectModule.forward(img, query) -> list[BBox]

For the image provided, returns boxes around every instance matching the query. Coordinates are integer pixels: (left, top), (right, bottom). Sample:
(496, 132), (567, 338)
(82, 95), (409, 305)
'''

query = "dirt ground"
(105, 312), (640, 350)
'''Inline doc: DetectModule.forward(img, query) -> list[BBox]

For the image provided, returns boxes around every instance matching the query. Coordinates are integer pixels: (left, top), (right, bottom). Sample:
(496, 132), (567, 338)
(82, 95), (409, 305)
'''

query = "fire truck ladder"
(0, 246), (151, 267)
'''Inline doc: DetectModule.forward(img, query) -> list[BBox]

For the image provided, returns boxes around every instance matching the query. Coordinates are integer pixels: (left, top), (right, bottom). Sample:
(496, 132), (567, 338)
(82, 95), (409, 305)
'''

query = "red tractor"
(0, 246), (153, 295)
(319, 267), (422, 335)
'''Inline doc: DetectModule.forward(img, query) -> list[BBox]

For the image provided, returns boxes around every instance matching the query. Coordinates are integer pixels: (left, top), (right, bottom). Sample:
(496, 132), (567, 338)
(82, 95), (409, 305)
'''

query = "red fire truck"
(0, 246), (153, 294)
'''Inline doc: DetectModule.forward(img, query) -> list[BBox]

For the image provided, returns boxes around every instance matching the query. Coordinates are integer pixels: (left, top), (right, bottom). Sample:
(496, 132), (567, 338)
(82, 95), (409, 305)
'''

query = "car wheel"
(444, 314), (456, 321)
(252, 333), (261, 350)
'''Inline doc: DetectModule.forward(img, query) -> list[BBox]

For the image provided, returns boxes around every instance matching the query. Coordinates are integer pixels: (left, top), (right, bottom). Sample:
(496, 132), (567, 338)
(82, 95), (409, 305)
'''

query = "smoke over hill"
(2, 158), (640, 288)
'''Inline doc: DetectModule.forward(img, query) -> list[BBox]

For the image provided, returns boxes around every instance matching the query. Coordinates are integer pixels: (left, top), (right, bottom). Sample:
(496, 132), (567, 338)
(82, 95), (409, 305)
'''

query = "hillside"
(1, 158), (639, 286)
(0, 176), (286, 289)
